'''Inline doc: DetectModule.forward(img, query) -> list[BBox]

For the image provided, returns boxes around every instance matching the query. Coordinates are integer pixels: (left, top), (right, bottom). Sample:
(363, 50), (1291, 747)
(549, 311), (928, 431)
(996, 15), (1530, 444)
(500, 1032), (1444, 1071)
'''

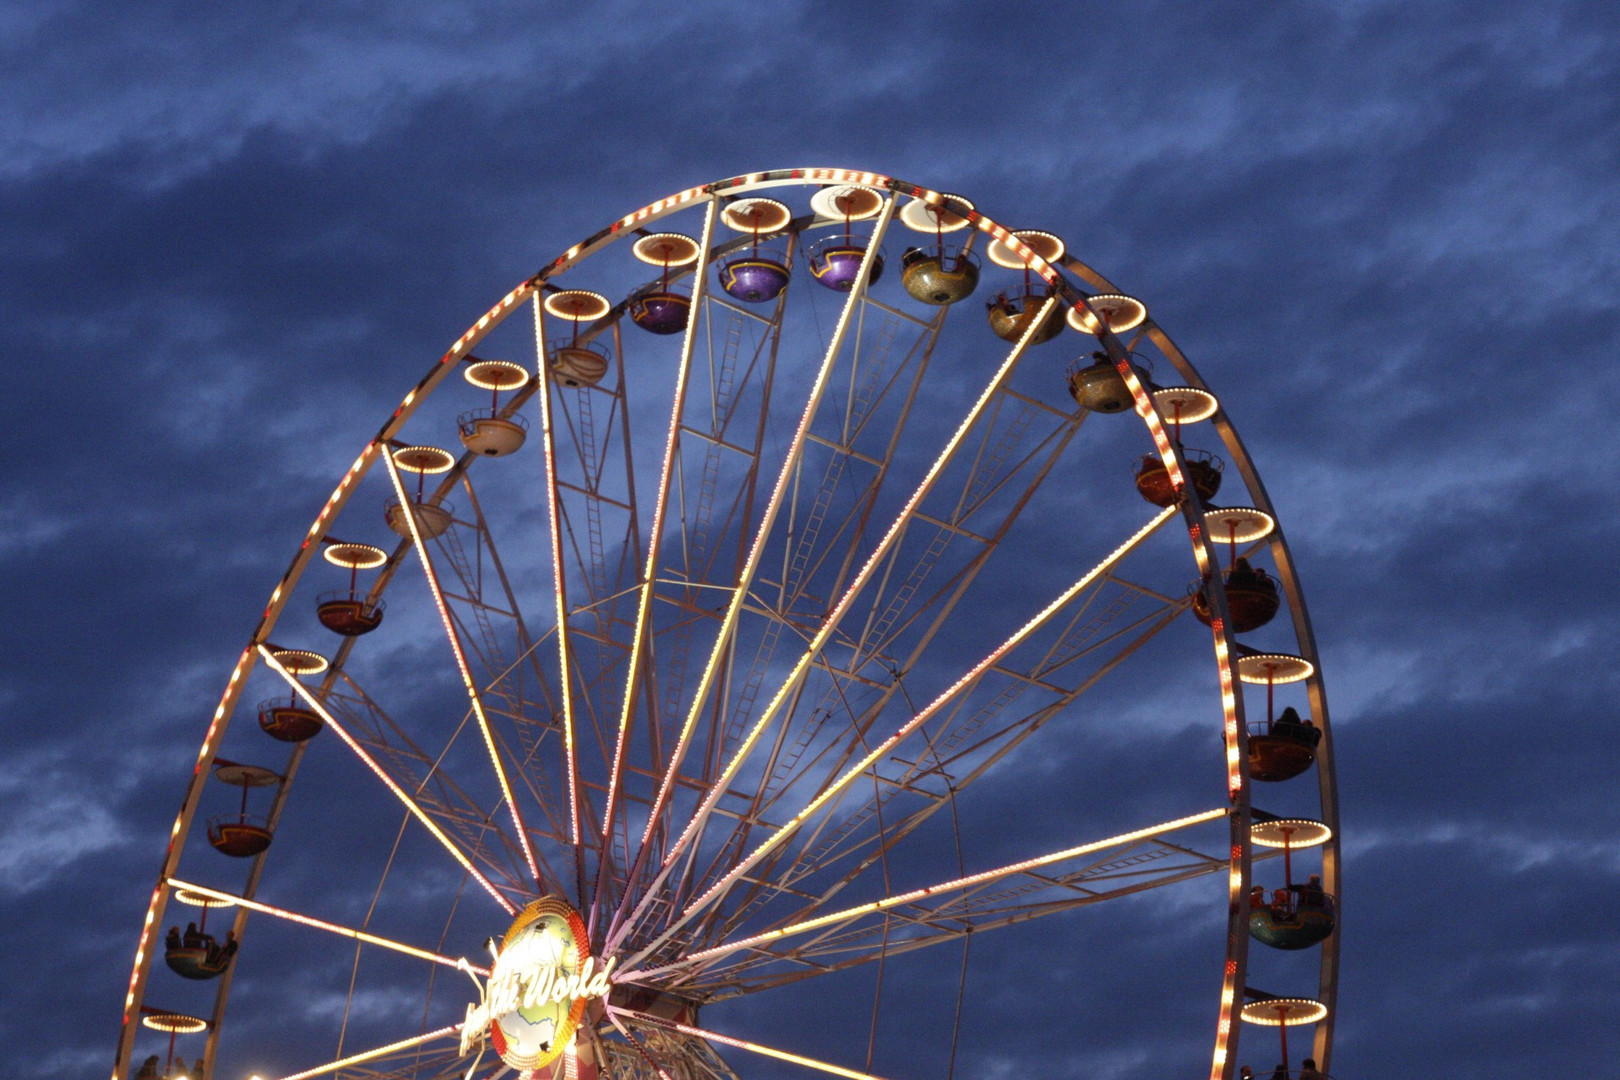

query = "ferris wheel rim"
(114, 167), (1338, 1080)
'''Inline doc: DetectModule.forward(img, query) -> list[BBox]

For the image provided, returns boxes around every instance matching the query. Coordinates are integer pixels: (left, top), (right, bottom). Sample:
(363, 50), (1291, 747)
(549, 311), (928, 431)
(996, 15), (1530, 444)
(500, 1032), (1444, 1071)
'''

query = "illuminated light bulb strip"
(1127, 359), (1245, 779)
(549, 170), (900, 282)
(163, 878), (488, 976)
(608, 294), (1065, 957)
(382, 452), (544, 893)
(117, 282), (535, 1080)
(120, 643), (250, 1003)
(542, 185), (712, 278)
(598, 196), (721, 903)
(972, 218), (1061, 287)
(462, 288), (532, 351)
(271, 1024), (461, 1080)
(142, 1012), (207, 1033)
(1111, 350), (1246, 786)
(1209, 831), (1245, 1080)
(1240, 998), (1329, 1026)
(296, 444), (381, 573)
(803, 167), (892, 187)
(113, 641), (259, 1080)
(1096, 310), (1251, 1080)
(258, 644), (516, 915)
(611, 1008), (893, 1080)
(533, 294), (581, 848)
(617, 186), (708, 233)
(631, 194), (897, 873)
(621, 504), (1178, 969)
(118, 445), (381, 1072)
(623, 806), (1226, 983)
(540, 170), (1086, 323)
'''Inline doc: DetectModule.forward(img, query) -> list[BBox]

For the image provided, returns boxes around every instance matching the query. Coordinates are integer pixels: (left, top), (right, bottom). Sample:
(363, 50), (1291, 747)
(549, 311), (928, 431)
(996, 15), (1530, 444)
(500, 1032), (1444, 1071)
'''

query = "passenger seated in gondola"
(135, 1055), (161, 1080)
(1298, 1058), (1324, 1080)
(182, 922), (203, 949)
(167, 926), (182, 950)
(1271, 706), (1323, 747)
(1272, 706), (1305, 737)
(1251, 878), (1335, 949)
(207, 931), (238, 967)
(1250, 885), (1270, 913)
(1269, 1064), (1288, 1080)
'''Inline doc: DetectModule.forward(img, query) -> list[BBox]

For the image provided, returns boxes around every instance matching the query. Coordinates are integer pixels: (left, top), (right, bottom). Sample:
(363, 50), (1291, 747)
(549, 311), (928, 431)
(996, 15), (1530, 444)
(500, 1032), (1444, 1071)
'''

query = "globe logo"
(461, 898), (613, 1071)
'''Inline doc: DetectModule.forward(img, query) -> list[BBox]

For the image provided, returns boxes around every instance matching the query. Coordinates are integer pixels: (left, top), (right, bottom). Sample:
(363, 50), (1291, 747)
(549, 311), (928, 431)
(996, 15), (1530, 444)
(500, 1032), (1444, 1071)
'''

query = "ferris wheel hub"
(463, 897), (615, 1070)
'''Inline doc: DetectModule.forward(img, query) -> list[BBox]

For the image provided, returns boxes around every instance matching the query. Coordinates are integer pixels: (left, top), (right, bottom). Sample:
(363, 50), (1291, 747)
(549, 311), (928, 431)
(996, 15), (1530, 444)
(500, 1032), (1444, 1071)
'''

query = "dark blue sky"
(3, 3), (1617, 1080)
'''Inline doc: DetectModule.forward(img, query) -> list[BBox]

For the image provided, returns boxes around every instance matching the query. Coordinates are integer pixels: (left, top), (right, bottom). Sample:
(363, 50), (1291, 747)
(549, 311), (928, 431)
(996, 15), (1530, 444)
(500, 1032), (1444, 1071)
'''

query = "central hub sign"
(461, 897), (615, 1070)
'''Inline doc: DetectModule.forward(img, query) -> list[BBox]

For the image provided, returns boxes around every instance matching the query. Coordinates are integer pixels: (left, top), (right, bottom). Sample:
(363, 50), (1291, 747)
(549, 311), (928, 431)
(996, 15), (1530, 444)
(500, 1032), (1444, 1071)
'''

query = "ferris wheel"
(114, 168), (1341, 1080)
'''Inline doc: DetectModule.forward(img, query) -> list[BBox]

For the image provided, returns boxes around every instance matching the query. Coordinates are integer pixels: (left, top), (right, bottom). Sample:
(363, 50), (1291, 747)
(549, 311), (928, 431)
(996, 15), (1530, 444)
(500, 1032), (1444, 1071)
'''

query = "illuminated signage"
(460, 897), (614, 1069)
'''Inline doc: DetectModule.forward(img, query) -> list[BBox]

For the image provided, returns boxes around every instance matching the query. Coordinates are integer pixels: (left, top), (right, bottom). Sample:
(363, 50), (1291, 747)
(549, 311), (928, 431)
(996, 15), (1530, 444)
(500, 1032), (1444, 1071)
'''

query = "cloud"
(6, 3), (1620, 1079)
(0, 752), (130, 896)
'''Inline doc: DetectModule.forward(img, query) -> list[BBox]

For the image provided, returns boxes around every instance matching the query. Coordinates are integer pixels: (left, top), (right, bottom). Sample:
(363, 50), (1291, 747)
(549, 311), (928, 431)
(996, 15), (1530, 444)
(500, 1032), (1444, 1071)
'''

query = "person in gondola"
(183, 922), (203, 949)
(1269, 1064), (1288, 1080)
(1250, 885), (1270, 914)
(1239, 1068), (1254, 1080)
(1272, 888), (1293, 918)
(1273, 706), (1307, 738)
(218, 930), (238, 963)
(166, 926), (182, 950)
(1299, 874), (1326, 908)
(1298, 1058), (1324, 1080)
(135, 1055), (161, 1080)
(1298, 713), (1321, 746)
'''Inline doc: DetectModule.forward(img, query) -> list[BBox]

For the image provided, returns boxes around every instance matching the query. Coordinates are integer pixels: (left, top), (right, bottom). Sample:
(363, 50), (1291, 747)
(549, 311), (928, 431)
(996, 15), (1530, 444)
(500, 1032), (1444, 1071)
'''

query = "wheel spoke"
(685, 841), (1274, 998)
(266, 1024), (462, 1080)
(535, 292), (586, 862)
(621, 504), (1176, 969)
(680, 295), (958, 914)
(613, 295), (1062, 954)
(695, 391), (1089, 918)
(383, 449), (547, 896)
(599, 198), (722, 921)
(623, 806), (1227, 985)
(709, 599), (1189, 946)
(163, 878), (488, 975)
(612, 196), (899, 947)
(259, 644), (517, 915)
(326, 659), (548, 892)
(454, 474), (575, 851)
(610, 1008), (892, 1080)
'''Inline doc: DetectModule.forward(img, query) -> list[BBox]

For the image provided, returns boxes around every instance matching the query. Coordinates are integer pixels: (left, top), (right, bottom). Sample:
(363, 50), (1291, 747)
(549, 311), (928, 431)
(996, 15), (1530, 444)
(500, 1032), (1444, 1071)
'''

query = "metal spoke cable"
(337, 808), (412, 1058)
(897, 670), (970, 1080)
